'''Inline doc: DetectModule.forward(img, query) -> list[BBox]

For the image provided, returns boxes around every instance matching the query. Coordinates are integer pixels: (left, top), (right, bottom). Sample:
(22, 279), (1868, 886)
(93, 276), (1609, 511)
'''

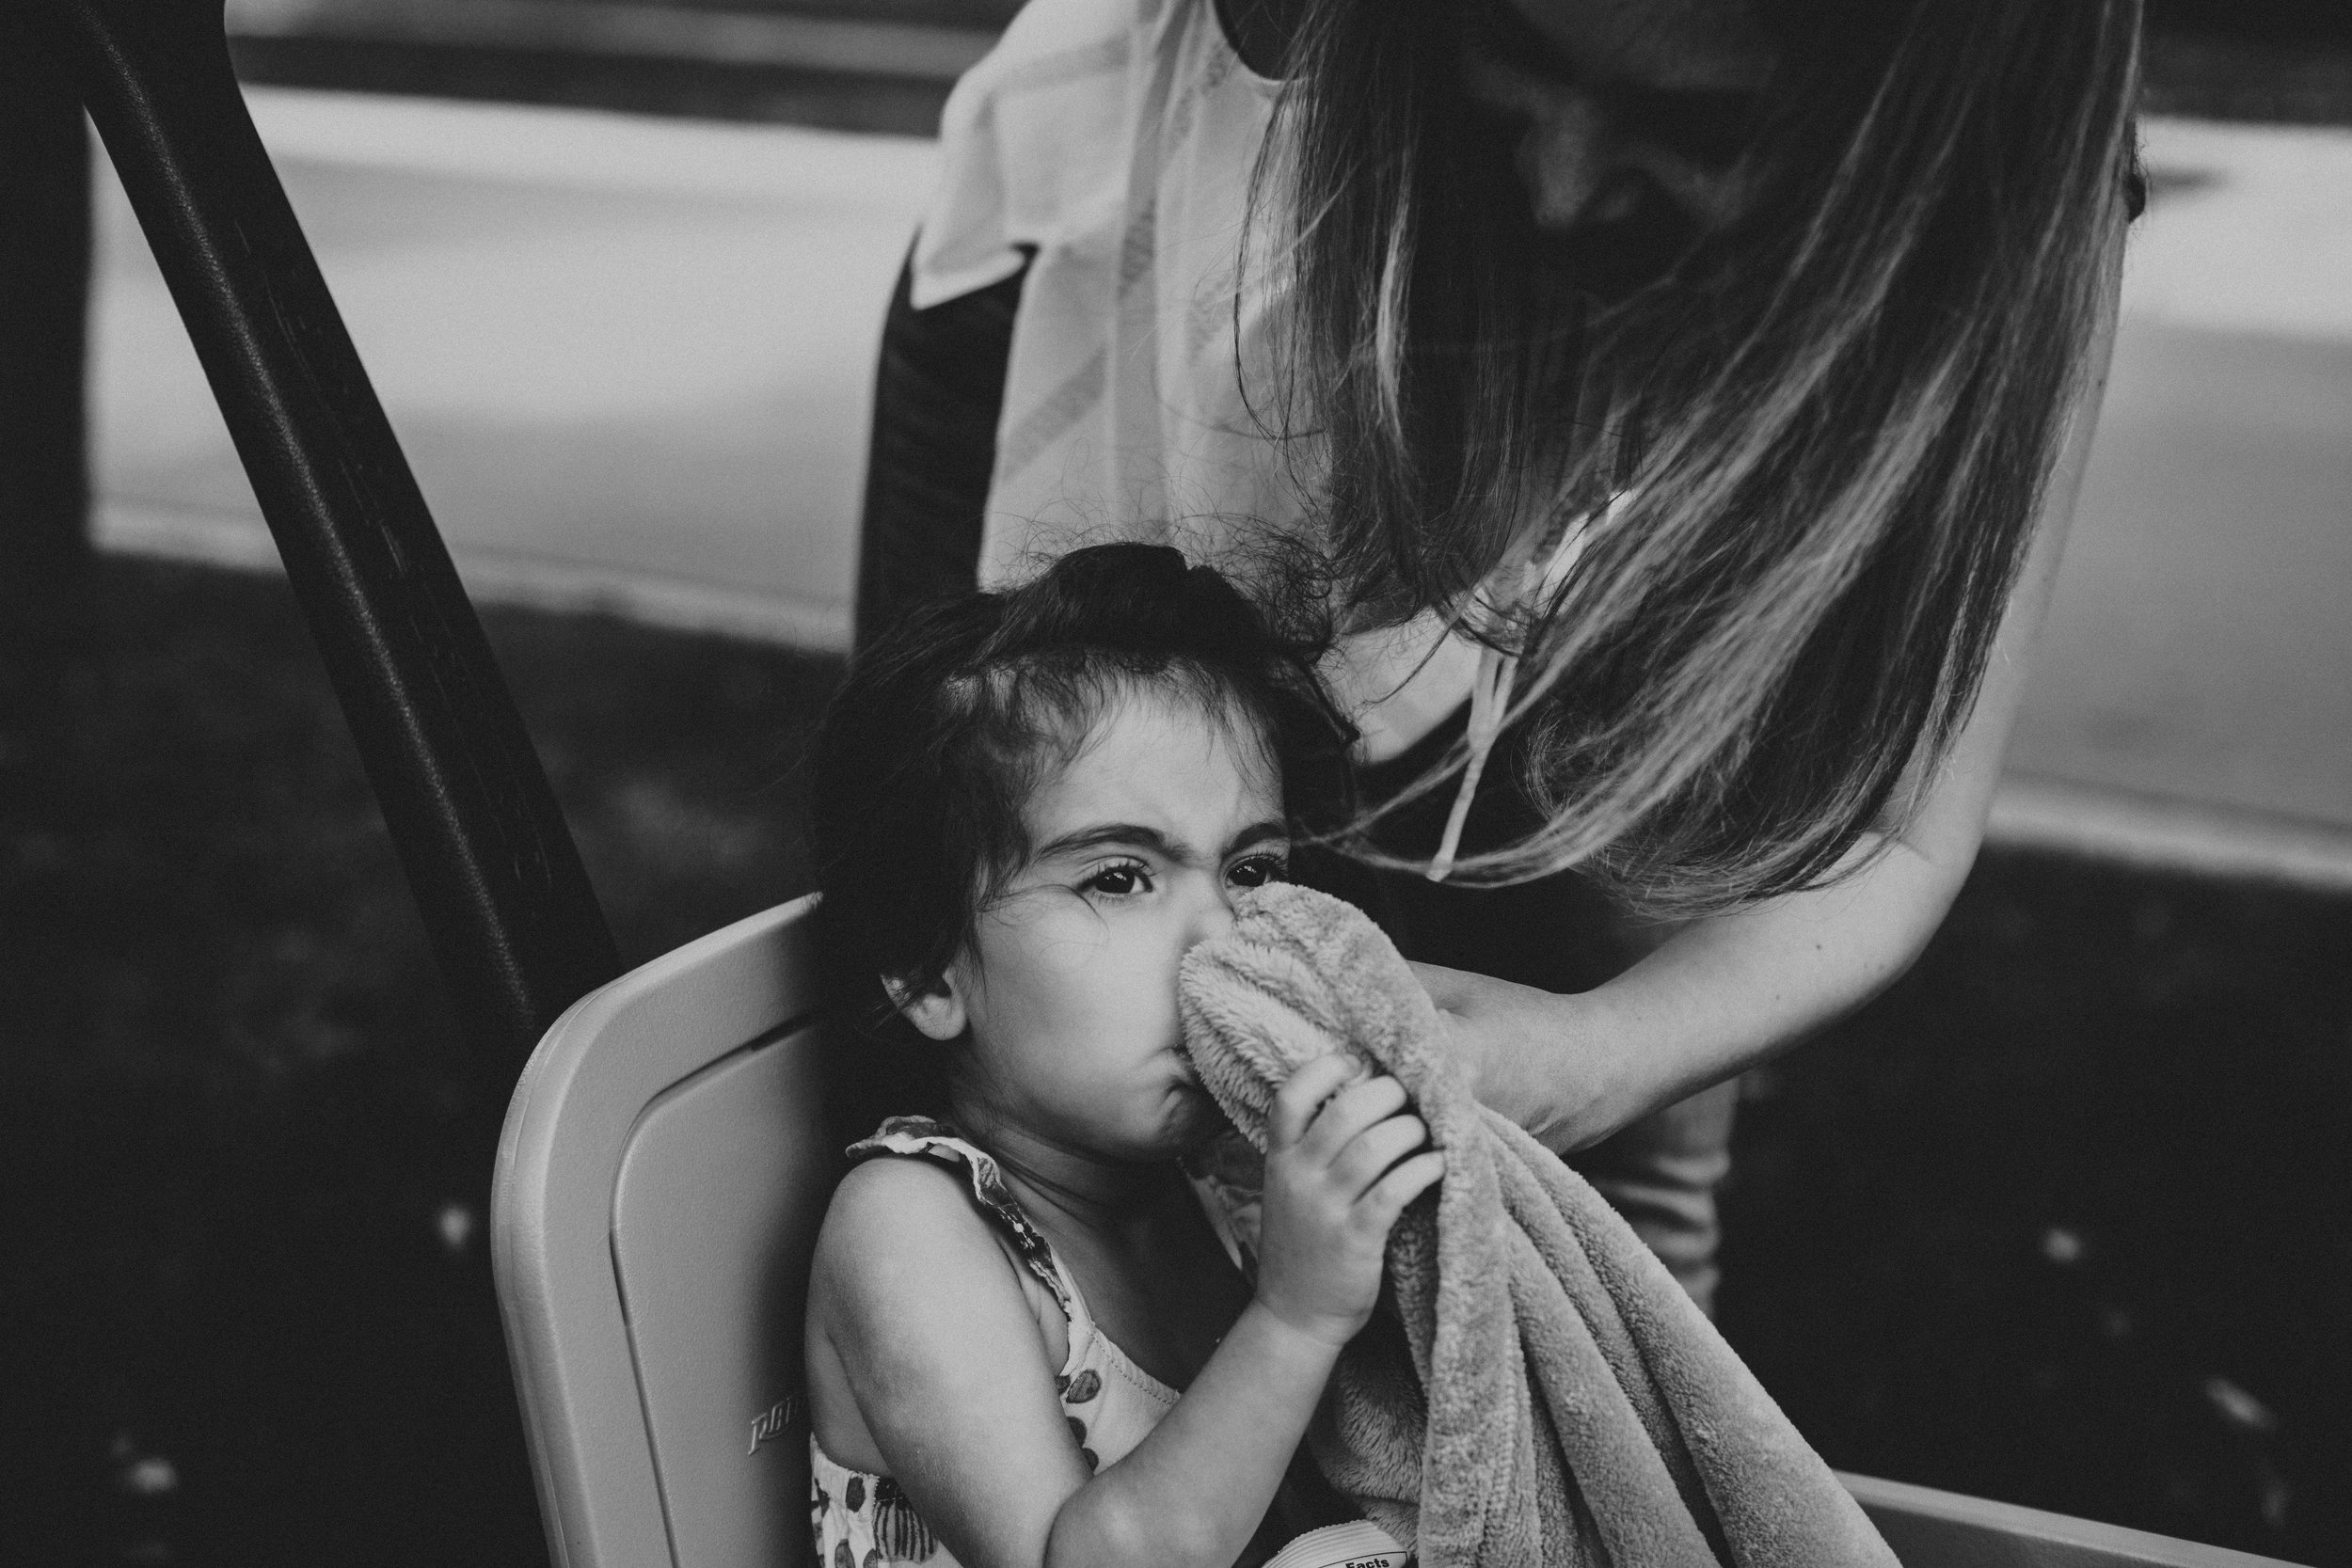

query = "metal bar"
(0, 25), (95, 662)
(25, 0), (622, 1060)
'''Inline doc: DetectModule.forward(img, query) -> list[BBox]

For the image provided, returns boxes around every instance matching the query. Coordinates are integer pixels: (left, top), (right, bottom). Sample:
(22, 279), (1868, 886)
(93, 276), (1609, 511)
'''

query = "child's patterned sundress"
(808, 1117), (1412, 1568)
(808, 1117), (1181, 1568)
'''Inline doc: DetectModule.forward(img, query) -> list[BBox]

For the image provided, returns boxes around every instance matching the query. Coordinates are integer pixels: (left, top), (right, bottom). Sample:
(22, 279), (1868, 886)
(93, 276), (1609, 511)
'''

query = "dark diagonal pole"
(23, 0), (621, 1060)
(0, 20), (94, 662)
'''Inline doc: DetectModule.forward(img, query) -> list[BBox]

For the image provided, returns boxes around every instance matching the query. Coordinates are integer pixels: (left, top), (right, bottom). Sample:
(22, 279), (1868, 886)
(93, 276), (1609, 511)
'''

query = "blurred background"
(2, 1), (2347, 1563)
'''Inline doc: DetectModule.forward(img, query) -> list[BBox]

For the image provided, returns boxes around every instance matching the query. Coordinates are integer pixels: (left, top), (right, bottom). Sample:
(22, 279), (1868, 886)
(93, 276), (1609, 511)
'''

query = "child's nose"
(1190, 880), (1241, 945)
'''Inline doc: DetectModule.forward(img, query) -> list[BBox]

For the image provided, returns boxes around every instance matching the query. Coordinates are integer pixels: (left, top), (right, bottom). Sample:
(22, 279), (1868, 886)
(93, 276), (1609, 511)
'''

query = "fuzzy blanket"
(1178, 883), (1897, 1568)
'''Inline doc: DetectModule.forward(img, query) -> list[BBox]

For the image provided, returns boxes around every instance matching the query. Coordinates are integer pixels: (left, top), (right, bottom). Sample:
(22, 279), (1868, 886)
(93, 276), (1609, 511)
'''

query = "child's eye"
(1080, 862), (1152, 897)
(1227, 853), (1289, 889)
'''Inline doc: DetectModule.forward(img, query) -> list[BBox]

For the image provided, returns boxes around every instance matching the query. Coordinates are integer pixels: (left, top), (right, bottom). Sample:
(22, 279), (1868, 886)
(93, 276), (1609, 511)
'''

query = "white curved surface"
(491, 895), (824, 1567)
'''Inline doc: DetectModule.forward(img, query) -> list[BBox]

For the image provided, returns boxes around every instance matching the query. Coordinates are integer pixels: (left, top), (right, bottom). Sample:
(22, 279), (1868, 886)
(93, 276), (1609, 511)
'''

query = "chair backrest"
(490, 900), (2303, 1568)
(493, 895), (833, 1568)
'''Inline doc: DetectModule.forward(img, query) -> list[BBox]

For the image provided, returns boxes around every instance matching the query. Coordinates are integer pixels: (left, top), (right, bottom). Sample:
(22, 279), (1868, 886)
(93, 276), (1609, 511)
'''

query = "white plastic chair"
(491, 895), (2304, 1568)
(494, 895), (831, 1568)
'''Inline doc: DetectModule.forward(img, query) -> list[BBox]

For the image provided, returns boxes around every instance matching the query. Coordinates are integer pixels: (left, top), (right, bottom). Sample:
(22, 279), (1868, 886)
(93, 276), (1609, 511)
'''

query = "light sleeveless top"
(809, 1118), (1180, 1568)
(908, 0), (1489, 768)
(807, 1118), (1410, 1568)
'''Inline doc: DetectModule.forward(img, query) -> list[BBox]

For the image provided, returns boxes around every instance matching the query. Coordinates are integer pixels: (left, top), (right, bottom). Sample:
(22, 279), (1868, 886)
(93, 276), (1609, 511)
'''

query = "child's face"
(916, 685), (1288, 1163)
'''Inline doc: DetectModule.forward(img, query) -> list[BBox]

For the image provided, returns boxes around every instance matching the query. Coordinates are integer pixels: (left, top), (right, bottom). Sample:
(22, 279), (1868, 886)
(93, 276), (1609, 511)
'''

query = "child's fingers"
(1295, 1073), (1408, 1163)
(1360, 1149), (1446, 1228)
(1330, 1112), (1431, 1197)
(1267, 1053), (1367, 1150)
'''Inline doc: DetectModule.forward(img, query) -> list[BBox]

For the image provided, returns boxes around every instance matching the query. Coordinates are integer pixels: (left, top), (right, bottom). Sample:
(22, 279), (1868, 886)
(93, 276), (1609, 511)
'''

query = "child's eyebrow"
(1033, 819), (1290, 864)
(1033, 823), (1185, 863)
(1227, 819), (1290, 855)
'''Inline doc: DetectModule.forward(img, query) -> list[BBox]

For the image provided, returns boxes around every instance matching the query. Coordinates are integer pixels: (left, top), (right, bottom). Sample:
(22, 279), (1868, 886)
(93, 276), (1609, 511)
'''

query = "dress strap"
(847, 1117), (1080, 1323)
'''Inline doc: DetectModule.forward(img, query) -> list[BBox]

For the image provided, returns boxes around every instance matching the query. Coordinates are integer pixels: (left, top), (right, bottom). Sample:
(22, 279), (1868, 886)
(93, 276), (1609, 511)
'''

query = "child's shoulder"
(812, 1154), (1002, 1323)
(816, 1133), (1042, 1291)
(811, 1142), (1073, 1369)
(821, 1147), (984, 1246)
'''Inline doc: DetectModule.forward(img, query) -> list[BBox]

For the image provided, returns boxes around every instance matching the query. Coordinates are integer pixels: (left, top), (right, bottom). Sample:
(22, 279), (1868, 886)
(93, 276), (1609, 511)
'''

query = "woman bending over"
(854, 0), (2144, 1308)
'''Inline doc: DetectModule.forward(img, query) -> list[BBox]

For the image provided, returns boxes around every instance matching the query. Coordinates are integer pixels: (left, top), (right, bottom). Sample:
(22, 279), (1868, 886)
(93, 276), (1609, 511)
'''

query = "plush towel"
(1178, 883), (1898, 1568)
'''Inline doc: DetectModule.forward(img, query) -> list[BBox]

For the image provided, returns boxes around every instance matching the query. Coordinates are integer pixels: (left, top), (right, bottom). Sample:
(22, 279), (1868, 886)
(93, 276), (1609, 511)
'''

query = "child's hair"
(808, 543), (1350, 1130)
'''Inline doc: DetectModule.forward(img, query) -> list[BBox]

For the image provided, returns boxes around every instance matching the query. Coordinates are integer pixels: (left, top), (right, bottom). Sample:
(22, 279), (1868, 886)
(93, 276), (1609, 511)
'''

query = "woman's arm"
(1422, 273), (2122, 1154)
(851, 251), (1027, 651)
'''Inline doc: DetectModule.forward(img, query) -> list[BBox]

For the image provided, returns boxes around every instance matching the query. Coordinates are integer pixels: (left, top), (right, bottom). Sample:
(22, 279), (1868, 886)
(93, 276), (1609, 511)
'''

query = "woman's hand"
(1407, 829), (1969, 1159)
(1252, 1053), (1445, 1349)
(1410, 960), (1635, 1153)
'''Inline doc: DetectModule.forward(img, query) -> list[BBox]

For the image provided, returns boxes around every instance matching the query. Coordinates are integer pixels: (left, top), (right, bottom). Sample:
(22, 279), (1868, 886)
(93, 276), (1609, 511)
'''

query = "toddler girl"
(804, 544), (1438, 1568)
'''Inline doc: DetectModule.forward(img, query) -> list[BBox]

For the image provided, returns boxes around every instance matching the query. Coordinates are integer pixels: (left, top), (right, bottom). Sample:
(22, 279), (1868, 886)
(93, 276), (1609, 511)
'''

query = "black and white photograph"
(3, 1), (2346, 1563)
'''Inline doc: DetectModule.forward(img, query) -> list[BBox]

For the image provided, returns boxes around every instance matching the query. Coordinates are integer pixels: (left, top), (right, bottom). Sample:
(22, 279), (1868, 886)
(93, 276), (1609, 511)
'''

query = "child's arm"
(807, 1055), (1439, 1568)
(1041, 1055), (1439, 1568)
(807, 1155), (1095, 1563)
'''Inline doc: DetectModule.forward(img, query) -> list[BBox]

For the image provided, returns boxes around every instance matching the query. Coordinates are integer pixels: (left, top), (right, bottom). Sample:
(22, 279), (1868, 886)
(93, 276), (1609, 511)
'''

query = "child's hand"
(1251, 1053), (1444, 1349)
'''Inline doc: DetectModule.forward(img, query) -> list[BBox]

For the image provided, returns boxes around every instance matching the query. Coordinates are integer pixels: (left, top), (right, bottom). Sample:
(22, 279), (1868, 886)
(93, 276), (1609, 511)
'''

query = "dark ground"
(2, 557), (2344, 1566)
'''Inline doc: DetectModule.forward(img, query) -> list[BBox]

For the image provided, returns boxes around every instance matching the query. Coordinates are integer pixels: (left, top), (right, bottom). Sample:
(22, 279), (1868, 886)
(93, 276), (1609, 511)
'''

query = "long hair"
(1248, 0), (2142, 913)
